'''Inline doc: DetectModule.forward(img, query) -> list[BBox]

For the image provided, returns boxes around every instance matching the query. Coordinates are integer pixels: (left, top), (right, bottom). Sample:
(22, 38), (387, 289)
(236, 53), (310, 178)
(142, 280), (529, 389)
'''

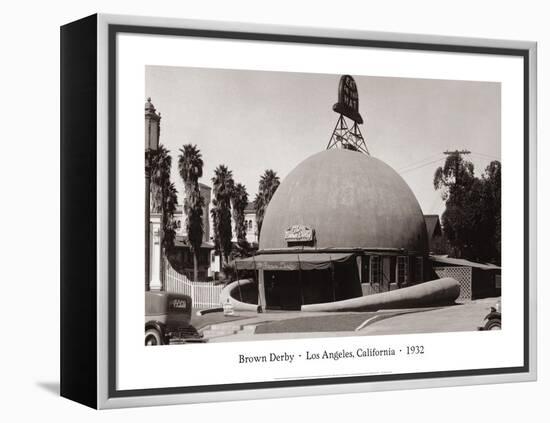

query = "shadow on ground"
(36, 381), (59, 396)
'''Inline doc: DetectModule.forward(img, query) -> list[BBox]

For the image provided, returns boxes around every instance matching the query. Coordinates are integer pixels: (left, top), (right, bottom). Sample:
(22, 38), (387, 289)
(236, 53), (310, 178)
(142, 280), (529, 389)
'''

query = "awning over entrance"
(234, 252), (353, 271)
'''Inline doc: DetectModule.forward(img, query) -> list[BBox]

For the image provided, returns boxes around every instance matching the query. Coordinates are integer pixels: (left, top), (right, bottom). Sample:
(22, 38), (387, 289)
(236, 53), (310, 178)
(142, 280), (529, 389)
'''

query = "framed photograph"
(60, 14), (537, 409)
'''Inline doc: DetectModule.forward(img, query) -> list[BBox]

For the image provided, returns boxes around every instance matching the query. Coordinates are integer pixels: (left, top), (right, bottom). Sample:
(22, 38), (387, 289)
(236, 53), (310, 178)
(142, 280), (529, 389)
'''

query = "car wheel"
(145, 328), (163, 346)
(484, 319), (501, 330)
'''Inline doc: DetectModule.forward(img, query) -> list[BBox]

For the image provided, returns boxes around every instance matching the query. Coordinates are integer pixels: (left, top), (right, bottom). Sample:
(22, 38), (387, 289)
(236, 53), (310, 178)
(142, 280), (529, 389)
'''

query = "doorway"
(265, 271), (301, 310)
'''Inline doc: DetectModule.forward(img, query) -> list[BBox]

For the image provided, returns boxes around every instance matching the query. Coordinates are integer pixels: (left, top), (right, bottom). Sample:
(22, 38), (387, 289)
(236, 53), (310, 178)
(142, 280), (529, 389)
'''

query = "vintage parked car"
(478, 300), (501, 331)
(145, 291), (205, 345)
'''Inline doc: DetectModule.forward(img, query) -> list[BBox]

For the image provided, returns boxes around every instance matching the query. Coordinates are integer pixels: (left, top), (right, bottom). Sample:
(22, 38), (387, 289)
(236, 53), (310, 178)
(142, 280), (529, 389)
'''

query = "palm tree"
(150, 145), (172, 214)
(231, 183), (249, 249)
(211, 164), (235, 265)
(255, 169), (280, 240)
(184, 189), (205, 278)
(210, 201), (220, 255)
(149, 145), (178, 281)
(178, 144), (204, 281)
(161, 182), (178, 251)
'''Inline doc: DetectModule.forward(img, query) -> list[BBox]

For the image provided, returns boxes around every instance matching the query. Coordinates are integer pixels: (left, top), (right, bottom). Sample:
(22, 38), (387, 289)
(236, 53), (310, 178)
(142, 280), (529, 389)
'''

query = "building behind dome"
(236, 148), (430, 310)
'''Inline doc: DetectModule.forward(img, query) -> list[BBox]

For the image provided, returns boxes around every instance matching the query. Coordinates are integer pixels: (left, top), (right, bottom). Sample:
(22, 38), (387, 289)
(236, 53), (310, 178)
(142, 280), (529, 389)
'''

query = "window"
(370, 255), (380, 284)
(415, 256), (424, 282)
(397, 256), (408, 285)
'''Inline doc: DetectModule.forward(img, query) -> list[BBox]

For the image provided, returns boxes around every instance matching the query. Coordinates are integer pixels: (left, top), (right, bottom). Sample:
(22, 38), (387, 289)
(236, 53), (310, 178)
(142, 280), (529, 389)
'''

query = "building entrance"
(265, 271), (300, 310)
(264, 270), (336, 310)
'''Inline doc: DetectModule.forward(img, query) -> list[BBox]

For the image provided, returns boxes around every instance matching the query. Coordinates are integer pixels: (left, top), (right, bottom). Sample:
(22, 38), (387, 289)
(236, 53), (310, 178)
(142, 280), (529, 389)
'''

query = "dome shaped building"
(260, 149), (428, 253)
(233, 74), (432, 311)
(236, 148), (430, 311)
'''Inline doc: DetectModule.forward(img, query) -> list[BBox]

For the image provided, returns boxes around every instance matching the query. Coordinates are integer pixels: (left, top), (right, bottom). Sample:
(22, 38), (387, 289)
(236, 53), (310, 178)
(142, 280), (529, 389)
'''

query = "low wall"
(302, 278), (460, 312)
(220, 279), (261, 312)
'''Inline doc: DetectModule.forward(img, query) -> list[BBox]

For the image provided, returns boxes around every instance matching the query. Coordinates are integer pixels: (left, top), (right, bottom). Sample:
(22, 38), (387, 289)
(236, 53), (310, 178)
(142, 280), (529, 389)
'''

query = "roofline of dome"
(257, 247), (427, 256)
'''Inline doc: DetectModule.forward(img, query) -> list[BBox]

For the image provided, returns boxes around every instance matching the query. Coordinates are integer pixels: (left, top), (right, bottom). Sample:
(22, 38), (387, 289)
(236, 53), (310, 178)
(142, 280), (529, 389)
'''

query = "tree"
(212, 165), (235, 265)
(433, 152), (475, 259)
(184, 189), (205, 278)
(434, 153), (501, 264)
(210, 203), (220, 256)
(161, 182), (178, 251)
(231, 182), (250, 250)
(178, 144), (204, 281)
(433, 152), (475, 201)
(254, 169), (280, 240)
(150, 145), (171, 212)
(150, 144), (178, 251)
(481, 161), (501, 264)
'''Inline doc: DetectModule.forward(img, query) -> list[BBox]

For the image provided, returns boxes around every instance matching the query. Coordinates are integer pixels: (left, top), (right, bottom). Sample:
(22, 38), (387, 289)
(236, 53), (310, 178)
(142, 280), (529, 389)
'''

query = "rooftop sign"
(332, 75), (363, 124)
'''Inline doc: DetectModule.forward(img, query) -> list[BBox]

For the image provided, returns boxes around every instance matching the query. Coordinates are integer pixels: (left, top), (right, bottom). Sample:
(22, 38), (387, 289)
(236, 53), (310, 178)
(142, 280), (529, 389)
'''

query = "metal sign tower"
(326, 75), (369, 155)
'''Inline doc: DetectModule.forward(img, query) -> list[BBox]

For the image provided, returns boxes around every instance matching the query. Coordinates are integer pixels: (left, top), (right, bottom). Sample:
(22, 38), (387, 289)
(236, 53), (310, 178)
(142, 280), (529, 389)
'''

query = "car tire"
(145, 328), (163, 346)
(483, 319), (501, 330)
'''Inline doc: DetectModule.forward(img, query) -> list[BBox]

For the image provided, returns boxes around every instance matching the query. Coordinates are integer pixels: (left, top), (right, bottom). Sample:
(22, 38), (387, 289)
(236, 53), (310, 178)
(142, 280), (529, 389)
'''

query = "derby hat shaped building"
(235, 76), (431, 311)
(237, 148), (429, 310)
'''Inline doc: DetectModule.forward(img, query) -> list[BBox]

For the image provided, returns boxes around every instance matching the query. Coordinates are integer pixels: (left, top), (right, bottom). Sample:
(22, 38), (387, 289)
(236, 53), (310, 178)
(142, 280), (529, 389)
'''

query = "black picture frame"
(61, 14), (537, 409)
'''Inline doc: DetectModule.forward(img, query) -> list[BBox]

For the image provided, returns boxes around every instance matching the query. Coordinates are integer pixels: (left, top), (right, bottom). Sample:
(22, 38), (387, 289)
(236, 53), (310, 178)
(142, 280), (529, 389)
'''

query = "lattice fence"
(434, 266), (472, 301)
(362, 283), (399, 296)
(362, 283), (382, 296)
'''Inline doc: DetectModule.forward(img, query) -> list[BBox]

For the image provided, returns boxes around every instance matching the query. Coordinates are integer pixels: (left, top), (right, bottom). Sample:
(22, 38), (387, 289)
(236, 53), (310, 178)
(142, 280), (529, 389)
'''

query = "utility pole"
(444, 149), (471, 185)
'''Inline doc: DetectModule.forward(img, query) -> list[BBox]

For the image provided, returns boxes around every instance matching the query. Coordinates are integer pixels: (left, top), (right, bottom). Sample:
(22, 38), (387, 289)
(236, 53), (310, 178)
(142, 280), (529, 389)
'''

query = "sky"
(146, 66), (500, 216)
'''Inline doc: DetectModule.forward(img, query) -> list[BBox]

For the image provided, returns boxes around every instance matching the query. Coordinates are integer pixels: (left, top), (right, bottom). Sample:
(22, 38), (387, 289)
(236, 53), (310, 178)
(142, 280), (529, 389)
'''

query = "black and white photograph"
(144, 66), (503, 346)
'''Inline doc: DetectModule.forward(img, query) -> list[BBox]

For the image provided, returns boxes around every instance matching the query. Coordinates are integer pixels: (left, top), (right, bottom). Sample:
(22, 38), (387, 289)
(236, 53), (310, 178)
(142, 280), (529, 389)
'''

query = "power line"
(470, 151), (500, 161)
(398, 157), (445, 174)
(396, 153), (442, 172)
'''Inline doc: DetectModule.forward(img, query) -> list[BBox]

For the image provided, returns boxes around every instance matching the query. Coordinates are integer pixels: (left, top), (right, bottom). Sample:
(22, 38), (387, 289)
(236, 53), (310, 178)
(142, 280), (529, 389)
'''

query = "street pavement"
(198, 297), (499, 342)
(359, 297), (499, 335)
